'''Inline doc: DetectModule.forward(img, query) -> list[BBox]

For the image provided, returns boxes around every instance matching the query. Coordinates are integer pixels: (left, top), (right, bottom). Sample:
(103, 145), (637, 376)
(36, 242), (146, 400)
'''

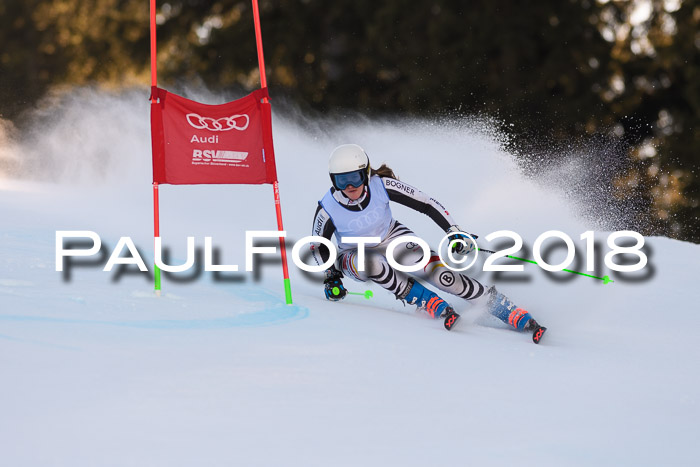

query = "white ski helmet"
(328, 144), (371, 190)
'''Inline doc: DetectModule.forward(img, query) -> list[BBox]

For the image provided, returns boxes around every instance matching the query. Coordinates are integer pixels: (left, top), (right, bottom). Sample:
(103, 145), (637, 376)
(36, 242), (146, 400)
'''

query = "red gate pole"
(150, 0), (162, 294)
(251, 0), (268, 91)
(251, 0), (292, 305)
(150, 0), (157, 90)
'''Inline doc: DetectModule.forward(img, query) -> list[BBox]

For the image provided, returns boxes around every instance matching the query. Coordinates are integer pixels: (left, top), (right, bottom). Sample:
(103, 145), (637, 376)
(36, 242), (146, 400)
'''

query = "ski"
(532, 325), (547, 344)
(524, 318), (547, 344)
(443, 308), (460, 331)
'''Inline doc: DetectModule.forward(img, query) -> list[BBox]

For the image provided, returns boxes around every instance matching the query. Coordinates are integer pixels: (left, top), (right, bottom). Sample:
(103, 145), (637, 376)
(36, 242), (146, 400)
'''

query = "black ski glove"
(323, 266), (347, 301)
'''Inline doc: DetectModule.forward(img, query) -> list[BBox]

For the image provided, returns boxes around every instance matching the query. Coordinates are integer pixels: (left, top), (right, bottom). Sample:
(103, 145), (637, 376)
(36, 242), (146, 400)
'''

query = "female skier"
(310, 144), (546, 343)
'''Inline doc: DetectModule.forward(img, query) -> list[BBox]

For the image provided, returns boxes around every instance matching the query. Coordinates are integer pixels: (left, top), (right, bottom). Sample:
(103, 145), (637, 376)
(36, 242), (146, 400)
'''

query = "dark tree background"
(1, 0), (698, 241)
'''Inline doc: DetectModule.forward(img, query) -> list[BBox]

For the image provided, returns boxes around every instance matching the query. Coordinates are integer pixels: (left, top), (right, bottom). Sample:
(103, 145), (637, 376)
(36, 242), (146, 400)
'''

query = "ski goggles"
(331, 169), (367, 190)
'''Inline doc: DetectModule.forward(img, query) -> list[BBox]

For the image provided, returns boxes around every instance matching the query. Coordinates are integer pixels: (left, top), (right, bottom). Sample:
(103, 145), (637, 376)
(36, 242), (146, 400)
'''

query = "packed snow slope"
(1, 90), (698, 466)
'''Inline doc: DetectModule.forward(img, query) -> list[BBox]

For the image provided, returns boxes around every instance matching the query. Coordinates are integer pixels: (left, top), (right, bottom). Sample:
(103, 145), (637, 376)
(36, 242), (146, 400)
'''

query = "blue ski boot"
(399, 278), (460, 330)
(487, 286), (546, 343)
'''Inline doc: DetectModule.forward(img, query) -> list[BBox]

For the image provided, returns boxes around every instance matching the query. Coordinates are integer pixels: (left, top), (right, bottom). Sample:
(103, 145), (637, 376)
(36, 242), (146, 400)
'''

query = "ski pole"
(475, 247), (614, 284)
(347, 289), (374, 299)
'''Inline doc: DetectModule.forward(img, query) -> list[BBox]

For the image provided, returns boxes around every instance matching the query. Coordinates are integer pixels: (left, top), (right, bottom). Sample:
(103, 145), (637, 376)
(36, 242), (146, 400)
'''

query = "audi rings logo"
(186, 113), (250, 131)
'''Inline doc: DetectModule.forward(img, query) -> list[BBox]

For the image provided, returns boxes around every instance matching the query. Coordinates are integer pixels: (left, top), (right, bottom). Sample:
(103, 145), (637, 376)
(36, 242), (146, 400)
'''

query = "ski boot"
(400, 278), (460, 331)
(487, 286), (545, 343)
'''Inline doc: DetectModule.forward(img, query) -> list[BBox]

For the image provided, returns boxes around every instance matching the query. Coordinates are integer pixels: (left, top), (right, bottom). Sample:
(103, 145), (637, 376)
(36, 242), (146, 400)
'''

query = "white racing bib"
(320, 175), (393, 251)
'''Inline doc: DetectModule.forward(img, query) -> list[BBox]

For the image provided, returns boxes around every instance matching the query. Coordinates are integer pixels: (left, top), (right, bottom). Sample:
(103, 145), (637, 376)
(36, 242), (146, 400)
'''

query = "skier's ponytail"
(370, 164), (398, 180)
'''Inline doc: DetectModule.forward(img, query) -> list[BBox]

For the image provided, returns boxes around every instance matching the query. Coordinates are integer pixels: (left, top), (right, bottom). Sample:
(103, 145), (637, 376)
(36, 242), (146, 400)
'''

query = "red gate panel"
(151, 87), (277, 185)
